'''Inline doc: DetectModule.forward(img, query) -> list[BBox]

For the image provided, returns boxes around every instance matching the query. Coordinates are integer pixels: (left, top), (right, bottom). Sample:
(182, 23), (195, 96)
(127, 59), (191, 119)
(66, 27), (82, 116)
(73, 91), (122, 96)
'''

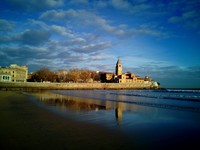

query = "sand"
(0, 91), (134, 150)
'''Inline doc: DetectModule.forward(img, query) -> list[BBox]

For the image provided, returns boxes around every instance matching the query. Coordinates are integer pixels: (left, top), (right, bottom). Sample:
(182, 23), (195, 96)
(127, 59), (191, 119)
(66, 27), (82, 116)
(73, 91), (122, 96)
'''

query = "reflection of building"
(32, 91), (109, 111)
(115, 102), (123, 124)
(0, 64), (28, 82)
(100, 58), (155, 85)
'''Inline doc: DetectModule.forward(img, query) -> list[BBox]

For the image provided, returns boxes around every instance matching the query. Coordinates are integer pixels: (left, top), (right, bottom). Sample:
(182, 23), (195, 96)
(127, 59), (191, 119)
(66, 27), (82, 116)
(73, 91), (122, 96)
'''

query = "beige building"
(114, 58), (152, 83)
(100, 58), (153, 84)
(0, 64), (28, 82)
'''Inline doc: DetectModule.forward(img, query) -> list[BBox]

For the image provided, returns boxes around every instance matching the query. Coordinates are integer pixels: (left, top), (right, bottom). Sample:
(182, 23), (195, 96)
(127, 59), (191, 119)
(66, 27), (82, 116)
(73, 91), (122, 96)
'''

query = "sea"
(27, 88), (200, 149)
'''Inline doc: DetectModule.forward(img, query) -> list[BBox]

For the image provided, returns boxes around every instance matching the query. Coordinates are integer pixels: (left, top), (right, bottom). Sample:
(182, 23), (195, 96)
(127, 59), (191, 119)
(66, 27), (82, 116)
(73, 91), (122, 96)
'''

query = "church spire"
(116, 57), (122, 75)
(116, 57), (121, 65)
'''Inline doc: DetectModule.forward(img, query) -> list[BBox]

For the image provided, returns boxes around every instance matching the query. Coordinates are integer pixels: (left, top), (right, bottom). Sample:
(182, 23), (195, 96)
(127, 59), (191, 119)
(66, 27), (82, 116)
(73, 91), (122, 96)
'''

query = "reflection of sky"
(26, 90), (200, 148)
(28, 91), (200, 130)
(53, 90), (200, 111)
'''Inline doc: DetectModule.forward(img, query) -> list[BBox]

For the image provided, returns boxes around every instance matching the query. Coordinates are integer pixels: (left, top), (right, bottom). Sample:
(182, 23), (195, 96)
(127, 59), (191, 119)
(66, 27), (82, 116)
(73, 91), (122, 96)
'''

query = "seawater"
(27, 89), (200, 149)
(53, 89), (200, 111)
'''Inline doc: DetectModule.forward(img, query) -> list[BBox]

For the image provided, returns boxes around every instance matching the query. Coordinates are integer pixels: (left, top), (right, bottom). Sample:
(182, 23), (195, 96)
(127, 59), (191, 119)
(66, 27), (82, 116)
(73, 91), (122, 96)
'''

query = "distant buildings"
(0, 59), (159, 88)
(0, 64), (28, 82)
(100, 58), (154, 84)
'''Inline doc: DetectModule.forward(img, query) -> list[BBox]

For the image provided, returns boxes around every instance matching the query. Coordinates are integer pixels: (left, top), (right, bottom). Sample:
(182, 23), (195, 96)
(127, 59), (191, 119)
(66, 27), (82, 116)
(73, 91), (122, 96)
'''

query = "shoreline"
(0, 91), (135, 149)
(0, 82), (160, 91)
(1, 90), (199, 149)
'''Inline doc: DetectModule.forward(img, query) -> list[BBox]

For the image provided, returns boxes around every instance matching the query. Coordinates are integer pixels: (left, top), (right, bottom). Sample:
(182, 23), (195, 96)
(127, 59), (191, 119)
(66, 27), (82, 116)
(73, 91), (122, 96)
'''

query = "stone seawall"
(0, 82), (156, 90)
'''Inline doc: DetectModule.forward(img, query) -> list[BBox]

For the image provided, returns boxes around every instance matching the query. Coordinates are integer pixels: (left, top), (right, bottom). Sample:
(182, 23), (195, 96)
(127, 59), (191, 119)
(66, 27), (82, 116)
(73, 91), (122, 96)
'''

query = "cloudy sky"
(0, 0), (200, 88)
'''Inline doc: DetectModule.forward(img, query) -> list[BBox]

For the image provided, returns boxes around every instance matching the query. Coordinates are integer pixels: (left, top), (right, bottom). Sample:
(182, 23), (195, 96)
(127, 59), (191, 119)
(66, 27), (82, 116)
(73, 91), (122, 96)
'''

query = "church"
(100, 58), (152, 84)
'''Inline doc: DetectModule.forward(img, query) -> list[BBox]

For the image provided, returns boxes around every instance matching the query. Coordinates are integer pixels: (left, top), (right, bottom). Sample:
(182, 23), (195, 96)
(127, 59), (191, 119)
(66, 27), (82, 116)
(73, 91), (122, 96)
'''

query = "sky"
(0, 0), (200, 88)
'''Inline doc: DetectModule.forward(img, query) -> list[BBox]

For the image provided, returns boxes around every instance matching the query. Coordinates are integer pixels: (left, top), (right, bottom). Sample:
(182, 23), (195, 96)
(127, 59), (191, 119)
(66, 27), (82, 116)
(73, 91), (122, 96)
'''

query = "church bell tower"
(116, 58), (122, 75)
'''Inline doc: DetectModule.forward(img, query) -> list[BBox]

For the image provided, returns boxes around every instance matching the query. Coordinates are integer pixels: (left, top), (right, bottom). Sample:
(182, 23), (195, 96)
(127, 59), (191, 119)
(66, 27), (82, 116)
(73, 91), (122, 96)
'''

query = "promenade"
(0, 82), (155, 90)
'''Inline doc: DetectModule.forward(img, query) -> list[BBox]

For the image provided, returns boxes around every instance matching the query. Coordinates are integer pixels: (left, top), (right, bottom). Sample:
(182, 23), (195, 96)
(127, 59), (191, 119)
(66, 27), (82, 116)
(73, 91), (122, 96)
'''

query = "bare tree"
(66, 69), (80, 82)
(29, 67), (101, 83)
(79, 69), (91, 82)
(31, 68), (56, 82)
(56, 69), (68, 82)
(91, 71), (100, 82)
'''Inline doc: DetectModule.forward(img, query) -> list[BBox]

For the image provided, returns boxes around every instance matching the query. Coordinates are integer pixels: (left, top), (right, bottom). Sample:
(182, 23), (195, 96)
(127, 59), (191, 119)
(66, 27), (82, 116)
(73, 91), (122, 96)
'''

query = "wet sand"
(0, 91), (134, 150)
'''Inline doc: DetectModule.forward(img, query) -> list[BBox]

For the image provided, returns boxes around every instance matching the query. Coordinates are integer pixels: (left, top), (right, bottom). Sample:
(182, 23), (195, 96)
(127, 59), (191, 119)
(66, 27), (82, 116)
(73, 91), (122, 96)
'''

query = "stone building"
(0, 64), (28, 82)
(115, 58), (122, 76)
(100, 58), (153, 84)
(100, 72), (115, 83)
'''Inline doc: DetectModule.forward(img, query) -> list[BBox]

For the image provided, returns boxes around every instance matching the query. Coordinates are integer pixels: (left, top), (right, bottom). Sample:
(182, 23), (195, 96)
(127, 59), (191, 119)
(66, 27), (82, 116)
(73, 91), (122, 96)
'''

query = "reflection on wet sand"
(115, 102), (123, 124)
(29, 91), (153, 125)
(30, 91), (111, 111)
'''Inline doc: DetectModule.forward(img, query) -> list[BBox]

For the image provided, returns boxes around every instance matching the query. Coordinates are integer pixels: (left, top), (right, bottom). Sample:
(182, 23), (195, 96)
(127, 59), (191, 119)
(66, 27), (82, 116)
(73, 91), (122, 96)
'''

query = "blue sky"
(0, 0), (200, 88)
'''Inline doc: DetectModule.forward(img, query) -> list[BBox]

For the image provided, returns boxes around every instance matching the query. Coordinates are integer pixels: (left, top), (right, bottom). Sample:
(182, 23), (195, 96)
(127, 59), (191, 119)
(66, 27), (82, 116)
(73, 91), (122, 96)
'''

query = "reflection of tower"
(115, 57), (122, 75)
(115, 102), (123, 124)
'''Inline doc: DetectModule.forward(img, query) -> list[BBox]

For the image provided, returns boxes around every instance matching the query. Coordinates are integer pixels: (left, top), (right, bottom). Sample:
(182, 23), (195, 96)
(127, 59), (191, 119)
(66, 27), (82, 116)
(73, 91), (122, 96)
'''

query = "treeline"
(28, 68), (100, 83)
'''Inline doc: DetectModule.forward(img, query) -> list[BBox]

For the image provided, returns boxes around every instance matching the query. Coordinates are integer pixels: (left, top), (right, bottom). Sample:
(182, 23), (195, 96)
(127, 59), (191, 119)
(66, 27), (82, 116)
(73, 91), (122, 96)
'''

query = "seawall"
(0, 82), (158, 91)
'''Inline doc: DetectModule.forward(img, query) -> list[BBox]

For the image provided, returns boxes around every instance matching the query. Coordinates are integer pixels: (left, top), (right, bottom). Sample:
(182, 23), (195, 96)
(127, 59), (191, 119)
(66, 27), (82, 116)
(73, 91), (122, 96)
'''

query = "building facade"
(114, 58), (152, 83)
(100, 58), (153, 84)
(100, 72), (115, 83)
(0, 64), (28, 82)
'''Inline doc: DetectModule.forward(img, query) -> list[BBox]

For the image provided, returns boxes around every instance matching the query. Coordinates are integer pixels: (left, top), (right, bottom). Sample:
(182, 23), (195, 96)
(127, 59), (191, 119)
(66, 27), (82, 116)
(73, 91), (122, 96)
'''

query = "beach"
(1, 89), (200, 150)
(0, 91), (134, 150)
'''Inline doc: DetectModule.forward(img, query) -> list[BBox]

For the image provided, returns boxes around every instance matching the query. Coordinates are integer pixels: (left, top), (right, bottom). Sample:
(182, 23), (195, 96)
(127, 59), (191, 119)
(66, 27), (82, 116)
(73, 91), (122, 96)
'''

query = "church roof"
(116, 58), (121, 65)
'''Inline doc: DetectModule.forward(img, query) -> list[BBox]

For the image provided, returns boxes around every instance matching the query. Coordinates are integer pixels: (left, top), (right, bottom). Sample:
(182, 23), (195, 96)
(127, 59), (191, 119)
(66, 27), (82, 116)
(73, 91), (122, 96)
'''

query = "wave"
(157, 89), (200, 93)
(108, 98), (200, 112)
(109, 91), (200, 102)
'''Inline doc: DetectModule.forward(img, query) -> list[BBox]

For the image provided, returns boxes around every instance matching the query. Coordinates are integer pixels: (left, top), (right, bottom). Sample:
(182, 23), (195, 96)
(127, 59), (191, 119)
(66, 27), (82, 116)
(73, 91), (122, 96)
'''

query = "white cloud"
(45, 0), (64, 7)
(29, 19), (77, 38)
(168, 2), (200, 32)
(20, 29), (51, 46)
(0, 28), (51, 46)
(51, 25), (75, 38)
(96, 0), (152, 14)
(39, 9), (133, 38)
(110, 0), (131, 10)
(39, 8), (169, 39)
(7, 0), (64, 11)
(59, 38), (85, 46)
(68, 0), (89, 5)
(168, 16), (180, 23)
(39, 10), (66, 21)
(70, 42), (112, 53)
(0, 19), (15, 31)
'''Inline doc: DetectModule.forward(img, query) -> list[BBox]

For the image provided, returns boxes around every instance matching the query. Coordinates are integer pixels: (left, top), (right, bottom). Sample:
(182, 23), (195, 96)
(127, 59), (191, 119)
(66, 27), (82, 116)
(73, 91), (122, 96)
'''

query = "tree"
(29, 68), (101, 83)
(56, 69), (68, 82)
(66, 69), (80, 82)
(31, 68), (56, 82)
(91, 71), (100, 82)
(79, 69), (91, 82)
